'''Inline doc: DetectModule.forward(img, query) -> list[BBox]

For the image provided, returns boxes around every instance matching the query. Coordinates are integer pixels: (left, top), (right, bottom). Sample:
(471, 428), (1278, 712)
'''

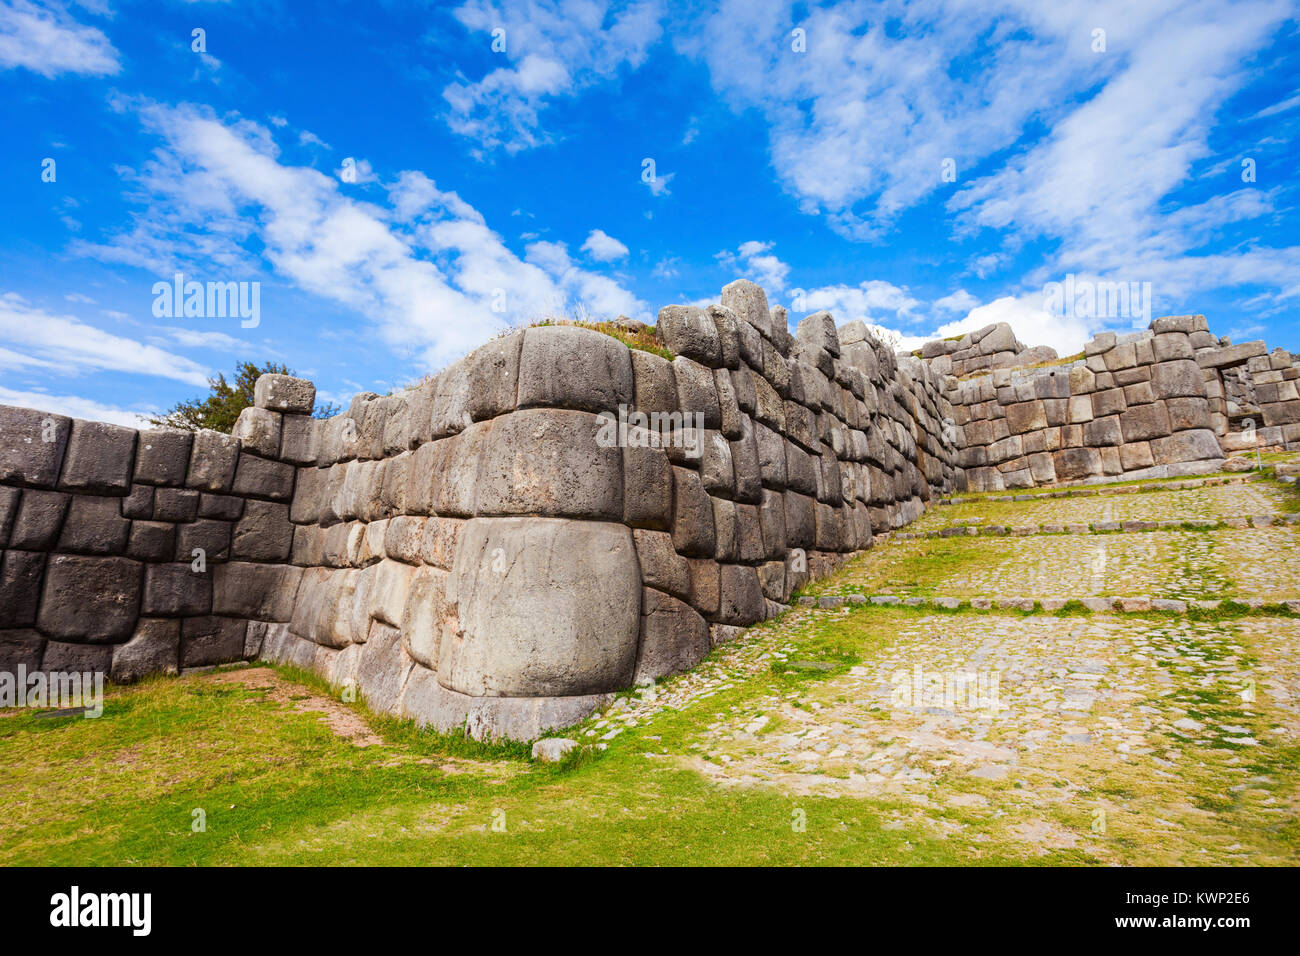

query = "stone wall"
(2, 281), (1294, 739)
(0, 378), (311, 683)
(938, 316), (1298, 491)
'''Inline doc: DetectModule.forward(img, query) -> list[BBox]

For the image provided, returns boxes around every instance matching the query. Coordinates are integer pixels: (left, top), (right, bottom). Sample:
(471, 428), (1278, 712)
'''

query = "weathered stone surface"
(657, 305), (721, 365)
(231, 452), (295, 501)
(57, 495), (130, 555)
(670, 466), (715, 557)
(254, 374), (316, 414)
(717, 563), (765, 626)
(0, 550), (44, 628)
(634, 587), (710, 683)
(0, 406), (70, 488)
(232, 407), (282, 458)
(186, 430), (241, 492)
(153, 487), (199, 522)
(133, 429), (194, 486)
(180, 616), (247, 668)
(476, 409), (622, 519)
(279, 414), (319, 465)
(721, 279), (773, 340)
(214, 562), (302, 621)
(1150, 429), (1222, 465)
(110, 618), (180, 682)
(1119, 402), (1172, 443)
(633, 528), (691, 600)
(41, 641), (113, 673)
(0, 628), (44, 672)
(232, 500), (293, 562)
(464, 333), (523, 421)
(58, 420), (136, 494)
(1151, 360), (1206, 399)
(38, 555), (142, 642)
(142, 562), (212, 616)
(126, 521), (174, 562)
(517, 325), (634, 414)
(440, 517), (641, 697)
(8, 490), (70, 550)
(175, 519), (231, 562)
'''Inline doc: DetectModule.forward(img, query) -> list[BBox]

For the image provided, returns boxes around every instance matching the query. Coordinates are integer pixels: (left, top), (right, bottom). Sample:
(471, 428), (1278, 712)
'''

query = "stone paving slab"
(895, 513), (1299, 540)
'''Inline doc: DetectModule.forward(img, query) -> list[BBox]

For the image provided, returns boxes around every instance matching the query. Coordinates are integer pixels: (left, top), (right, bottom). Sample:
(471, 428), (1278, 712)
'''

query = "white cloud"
(442, 0), (665, 153)
(0, 0), (119, 77)
(0, 385), (154, 429)
(74, 101), (648, 368)
(718, 240), (791, 293)
(644, 170), (674, 197)
(0, 292), (212, 386)
(581, 228), (629, 262)
(797, 280), (921, 325)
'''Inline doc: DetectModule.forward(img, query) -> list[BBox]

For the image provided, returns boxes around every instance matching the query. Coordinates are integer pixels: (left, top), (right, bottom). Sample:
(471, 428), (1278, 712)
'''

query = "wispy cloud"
(0, 0), (119, 77)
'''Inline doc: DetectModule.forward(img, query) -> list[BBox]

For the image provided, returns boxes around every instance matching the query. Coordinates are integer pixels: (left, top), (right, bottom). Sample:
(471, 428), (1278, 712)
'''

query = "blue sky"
(1, 0), (1298, 426)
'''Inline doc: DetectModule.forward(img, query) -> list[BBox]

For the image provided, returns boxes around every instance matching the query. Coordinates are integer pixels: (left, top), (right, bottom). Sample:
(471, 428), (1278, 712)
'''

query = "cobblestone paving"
(910, 481), (1292, 533)
(811, 526), (1298, 600)
(577, 475), (1300, 864)
(684, 611), (1298, 863)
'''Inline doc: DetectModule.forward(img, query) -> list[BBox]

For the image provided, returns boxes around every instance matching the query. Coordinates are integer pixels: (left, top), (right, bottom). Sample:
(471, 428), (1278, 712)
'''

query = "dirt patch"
(208, 666), (383, 747)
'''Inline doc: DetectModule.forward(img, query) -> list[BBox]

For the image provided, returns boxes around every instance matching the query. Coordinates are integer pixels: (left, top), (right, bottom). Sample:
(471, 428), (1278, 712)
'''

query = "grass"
(527, 318), (675, 361)
(3, 471), (1297, 866)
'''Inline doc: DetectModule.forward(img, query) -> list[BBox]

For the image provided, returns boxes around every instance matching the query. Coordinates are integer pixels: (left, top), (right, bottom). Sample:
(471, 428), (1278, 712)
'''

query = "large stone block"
(186, 430), (241, 492)
(476, 409), (623, 519)
(232, 452), (295, 501)
(440, 518), (641, 697)
(1119, 402), (1172, 443)
(1166, 396), (1211, 431)
(58, 420), (136, 494)
(38, 555), (142, 642)
(400, 565), (451, 670)
(633, 528), (690, 600)
(1151, 360), (1206, 399)
(720, 279), (773, 340)
(279, 414), (319, 465)
(670, 466), (715, 558)
(133, 429), (194, 486)
(634, 587), (710, 683)
(672, 356), (722, 429)
(0, 550), (44, 628)
(153, 487), (199, 522)
(631, 350), (678, 415)
(517, 325), (634, 414)
(142, 562), (212, 616)
(289, 567), (357, 647)
(1150, 429), (1223, 465)
(57, 495), (130, 554)
(126, 521), (174, 562)
(8, 490), (70, 550)
(428, 420), (494, 518)
(622, 437), (672, 531)
(175, 519), (231, 563)
(214, 562), (302, 621)
(1052, 446), (1103, 481)
(232, 407), (282, 458)
(110, 618), (180, 682)
(180, 616), (248, 668)
(717, 563), (765, 626)
(41, 641), (112, 673)
(232, 500), (293, 562)
(465, 332), (523, 421)
(657, 305), (721, 366)
(1005, 401), (1047, 434)
(0, 406), (70, 488)
(254, 374), (316, 414)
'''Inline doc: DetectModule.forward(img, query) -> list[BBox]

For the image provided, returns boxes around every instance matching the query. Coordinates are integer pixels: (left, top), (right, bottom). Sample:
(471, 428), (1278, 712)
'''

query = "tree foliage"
(147, 360), (339, 432)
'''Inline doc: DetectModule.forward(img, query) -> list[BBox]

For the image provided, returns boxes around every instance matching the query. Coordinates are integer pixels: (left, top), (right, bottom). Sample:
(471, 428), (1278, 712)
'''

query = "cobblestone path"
(575, 470), (1300, 864)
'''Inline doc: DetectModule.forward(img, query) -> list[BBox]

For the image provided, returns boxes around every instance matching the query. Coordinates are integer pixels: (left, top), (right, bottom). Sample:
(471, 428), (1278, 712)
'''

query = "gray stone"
(231, 452), (295, 501)
(464, 332), (523, 421)
(110, 618), (180, 682)
(180, 616), (248, 667)
(232, 500), (293, 561)
(517, 325), (634, 414)
(657, 305), (722, 365)
(476, 409), (623, 520)
(720, 279), (773, 340)
(441, 517), (641, 697)
(717, 563), (765, 625)
(0, 550), (44, 628)
(58, 420), (136, 494)
(279, 414), (319, 465)
(214, 562), (302, 621)
(57, 495), (130, 554)
(232, 407), (282, 458)
(531, 737), (578, 762)
(254, 374), (316, 414)
(38, 554), (142, 642)
(0, 406), (70, 488)
(186, 430), (241, 492)
(133, 429), (194, 485)
(634, 587), (710, 682)
(8, 489), (70, 550)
